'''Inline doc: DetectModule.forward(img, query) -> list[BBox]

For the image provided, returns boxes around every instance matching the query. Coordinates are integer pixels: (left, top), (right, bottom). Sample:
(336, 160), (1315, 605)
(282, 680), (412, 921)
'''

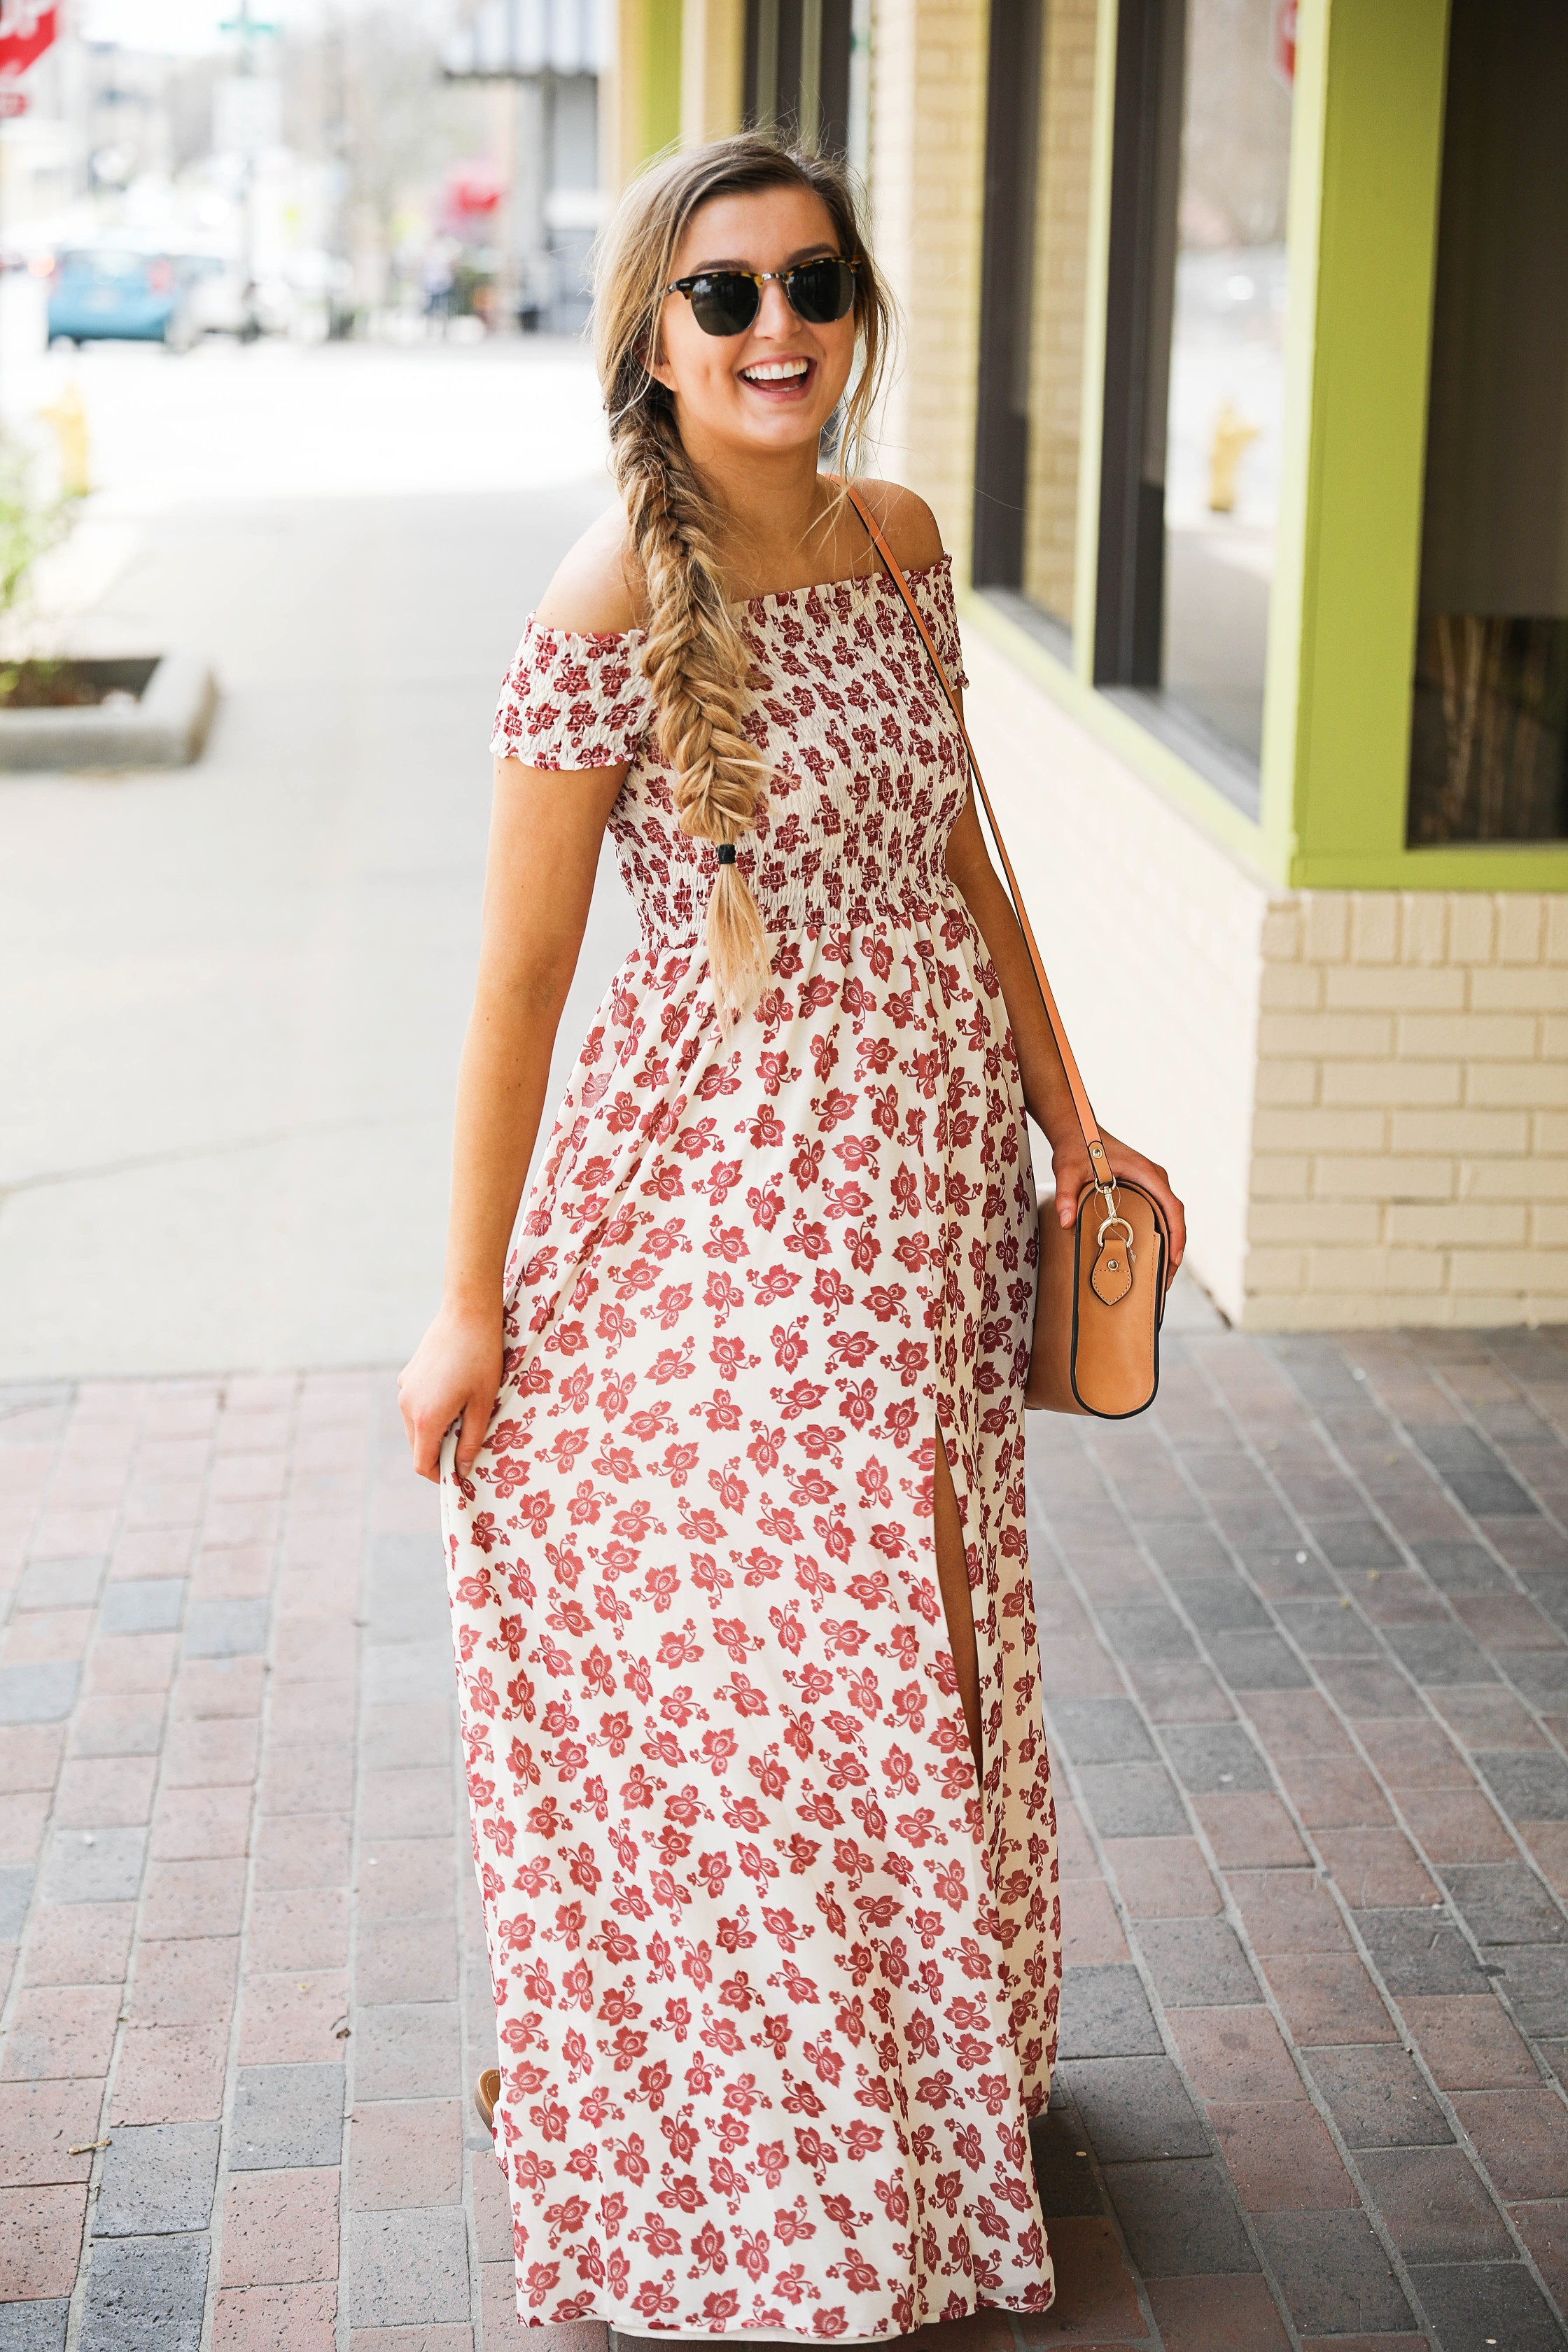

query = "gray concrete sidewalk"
(0, 343), (634, 1381)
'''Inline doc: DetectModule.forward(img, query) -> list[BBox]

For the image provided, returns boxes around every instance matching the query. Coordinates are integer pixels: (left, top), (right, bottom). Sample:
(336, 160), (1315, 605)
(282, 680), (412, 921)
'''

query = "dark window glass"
(744, 0), (853, 157)
(1095, 0), (1293, 801)
(973, 0), (1097, 652)
(1408, 0), (1568, 846)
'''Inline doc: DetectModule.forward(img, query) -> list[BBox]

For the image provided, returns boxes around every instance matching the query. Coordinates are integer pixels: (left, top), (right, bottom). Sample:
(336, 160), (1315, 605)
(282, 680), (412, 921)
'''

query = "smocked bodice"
(489, 557), (971, 951)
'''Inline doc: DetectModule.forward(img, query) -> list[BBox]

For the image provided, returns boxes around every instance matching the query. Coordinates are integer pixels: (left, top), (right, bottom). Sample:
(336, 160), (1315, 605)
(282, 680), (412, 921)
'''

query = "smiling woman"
(589, 149), (895, 1032)
(399, 127), (1184, 2348)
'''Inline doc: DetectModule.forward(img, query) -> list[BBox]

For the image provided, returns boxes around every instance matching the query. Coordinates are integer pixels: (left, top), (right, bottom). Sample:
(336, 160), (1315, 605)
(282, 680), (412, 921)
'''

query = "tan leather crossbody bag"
(845, 483), (1170, 1420)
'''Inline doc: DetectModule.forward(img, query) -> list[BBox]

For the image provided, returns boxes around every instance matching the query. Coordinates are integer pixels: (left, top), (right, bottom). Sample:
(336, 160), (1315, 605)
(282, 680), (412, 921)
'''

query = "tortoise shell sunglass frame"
(660, 255), (860, 339)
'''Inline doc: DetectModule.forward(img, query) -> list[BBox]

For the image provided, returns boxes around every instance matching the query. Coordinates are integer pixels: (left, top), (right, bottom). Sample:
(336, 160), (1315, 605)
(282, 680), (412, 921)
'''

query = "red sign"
(0, 1), (55, 78)
(1271, 0), (1297, 86)
(447, 161), (502, 218)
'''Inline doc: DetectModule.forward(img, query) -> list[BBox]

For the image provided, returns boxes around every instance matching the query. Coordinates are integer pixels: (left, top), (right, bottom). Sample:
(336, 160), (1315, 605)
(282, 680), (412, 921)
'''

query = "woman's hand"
(398, 1301), (505, 1484)
(1048, 1126), (1187, 1278)
(405, 746), (625, 1490)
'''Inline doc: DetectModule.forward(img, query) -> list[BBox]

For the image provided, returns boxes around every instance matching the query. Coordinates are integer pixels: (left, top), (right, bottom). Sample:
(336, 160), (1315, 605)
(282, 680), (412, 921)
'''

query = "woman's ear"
(643, 318), (676, 396)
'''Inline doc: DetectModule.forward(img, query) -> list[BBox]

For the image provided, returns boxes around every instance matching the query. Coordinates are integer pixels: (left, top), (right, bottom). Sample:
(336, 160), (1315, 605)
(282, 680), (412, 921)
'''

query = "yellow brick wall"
(680, 0), (744, 146)
(1249, 895), (1568, 1326)
(865, 0), (990, 570)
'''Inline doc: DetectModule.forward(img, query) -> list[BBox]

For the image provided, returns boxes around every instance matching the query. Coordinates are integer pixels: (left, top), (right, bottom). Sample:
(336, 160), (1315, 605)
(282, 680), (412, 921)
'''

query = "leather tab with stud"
(1090, 1216), (1135, 1307)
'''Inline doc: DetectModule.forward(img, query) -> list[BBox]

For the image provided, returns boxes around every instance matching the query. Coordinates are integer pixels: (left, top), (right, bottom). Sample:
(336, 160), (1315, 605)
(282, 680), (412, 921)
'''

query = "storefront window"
(1159, 3), (1292, 764)
(1407, 0), (1568, 846)
(1094, 0), (1293, 799)
(744, 0), (853, 155)
(973, 0), (1097, 649)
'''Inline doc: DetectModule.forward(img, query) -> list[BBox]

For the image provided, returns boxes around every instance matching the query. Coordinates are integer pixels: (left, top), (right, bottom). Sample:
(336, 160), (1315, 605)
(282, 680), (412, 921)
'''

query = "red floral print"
(443, 558), (1060, 2341)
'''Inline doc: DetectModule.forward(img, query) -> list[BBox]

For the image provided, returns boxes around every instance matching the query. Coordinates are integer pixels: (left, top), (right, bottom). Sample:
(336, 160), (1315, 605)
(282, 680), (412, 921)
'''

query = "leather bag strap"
(841, 479), (1114, 1189)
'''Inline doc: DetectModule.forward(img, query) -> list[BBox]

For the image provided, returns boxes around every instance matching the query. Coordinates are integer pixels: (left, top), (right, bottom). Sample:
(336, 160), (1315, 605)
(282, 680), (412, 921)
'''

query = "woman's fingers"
(402, 1387), (489, 1487)
(1049, 1142), (1093, 1226)
(1127, 1156), (1186, 1271)
(455, 1391), (492, 1481)
(1132, 1163), (1187, 1273)
(1152, 1184), (1186, 1274)
(1096, 1134), (1188, 1276)
(411, 1415), (445, 1483)
(396, 1368), (436, 1483)
(397, 1312), (503, 1485)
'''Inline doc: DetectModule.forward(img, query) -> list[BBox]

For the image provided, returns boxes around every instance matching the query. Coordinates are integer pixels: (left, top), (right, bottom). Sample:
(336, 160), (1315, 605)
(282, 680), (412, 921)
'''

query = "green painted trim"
(967, 576), (1568, 895)
(640, 0), (684, 163)
(1068, 0), (1121, 682)
(1255, 0), (1329, 877)
(1289, 0), (1450, 886)
(968, 0), (1559, 895)
(1299, 844), (1568, 891)
(966, 581), (1568, 893)
(959, 587), (1273, 880)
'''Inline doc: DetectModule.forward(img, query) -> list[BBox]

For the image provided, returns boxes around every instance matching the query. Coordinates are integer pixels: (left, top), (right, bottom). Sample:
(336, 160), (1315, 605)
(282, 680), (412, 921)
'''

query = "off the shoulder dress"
(440, 554), (1061, 2342)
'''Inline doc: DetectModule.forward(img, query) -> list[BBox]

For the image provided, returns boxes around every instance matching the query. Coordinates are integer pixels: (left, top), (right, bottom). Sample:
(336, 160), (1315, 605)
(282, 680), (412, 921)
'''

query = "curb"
(0, 654), (220, 771)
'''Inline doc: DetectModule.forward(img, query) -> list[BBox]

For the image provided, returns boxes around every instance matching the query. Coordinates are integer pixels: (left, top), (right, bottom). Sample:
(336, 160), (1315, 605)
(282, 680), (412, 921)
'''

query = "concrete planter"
(0, 654), (218, 771)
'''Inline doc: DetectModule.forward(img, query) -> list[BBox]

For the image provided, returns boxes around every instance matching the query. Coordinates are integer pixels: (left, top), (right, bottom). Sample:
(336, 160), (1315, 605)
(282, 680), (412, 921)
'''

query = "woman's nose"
(751, 278), (797, 338)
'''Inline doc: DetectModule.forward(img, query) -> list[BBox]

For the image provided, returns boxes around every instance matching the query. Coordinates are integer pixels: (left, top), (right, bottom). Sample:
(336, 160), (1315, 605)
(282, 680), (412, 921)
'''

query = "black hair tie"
(716, 844), (737, 865)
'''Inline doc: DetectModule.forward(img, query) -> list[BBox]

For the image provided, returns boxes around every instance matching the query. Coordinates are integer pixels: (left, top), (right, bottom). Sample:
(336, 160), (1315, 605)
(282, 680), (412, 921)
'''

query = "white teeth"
(741, 360), (810, 383)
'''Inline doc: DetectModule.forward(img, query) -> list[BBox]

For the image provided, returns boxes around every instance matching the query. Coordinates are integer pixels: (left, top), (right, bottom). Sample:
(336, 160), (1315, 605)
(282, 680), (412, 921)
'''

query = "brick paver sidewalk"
(1037, 1325), (1568, 2351)
(0, 1370), (512, 2349)
(1, 1324), (1566, 2348)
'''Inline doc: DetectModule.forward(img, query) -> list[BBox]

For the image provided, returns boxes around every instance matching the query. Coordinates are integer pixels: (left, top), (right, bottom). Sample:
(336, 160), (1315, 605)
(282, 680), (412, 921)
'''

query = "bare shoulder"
(533, 502), (641, 634)
(848, 478), (946, 575)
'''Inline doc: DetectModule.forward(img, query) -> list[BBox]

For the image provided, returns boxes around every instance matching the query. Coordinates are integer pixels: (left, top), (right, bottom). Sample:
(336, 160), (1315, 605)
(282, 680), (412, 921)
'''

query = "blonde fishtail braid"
(615, 400), (769, 1028)
(593, 132), (895, 1026)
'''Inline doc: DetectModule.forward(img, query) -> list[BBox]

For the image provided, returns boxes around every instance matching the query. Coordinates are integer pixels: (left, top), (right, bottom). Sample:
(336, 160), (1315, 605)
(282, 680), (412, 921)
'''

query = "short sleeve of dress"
(489, 618), (654, 769)
(911, 555), (968, 696)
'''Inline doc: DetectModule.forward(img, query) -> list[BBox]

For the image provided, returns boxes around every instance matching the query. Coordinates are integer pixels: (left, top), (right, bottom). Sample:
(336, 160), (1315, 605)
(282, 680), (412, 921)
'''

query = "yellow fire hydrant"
(40, 383), (92, 499)
(1207, 398), (1259, 515)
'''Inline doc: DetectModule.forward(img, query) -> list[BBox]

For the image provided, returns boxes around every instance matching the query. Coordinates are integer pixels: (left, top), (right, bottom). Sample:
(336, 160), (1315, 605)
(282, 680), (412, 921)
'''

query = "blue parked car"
(46, 248), (197, 350)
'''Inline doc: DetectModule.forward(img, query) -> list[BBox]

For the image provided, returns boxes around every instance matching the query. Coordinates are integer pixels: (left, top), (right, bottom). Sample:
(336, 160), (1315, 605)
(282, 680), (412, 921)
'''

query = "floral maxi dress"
(441, 556), (1060, 2342)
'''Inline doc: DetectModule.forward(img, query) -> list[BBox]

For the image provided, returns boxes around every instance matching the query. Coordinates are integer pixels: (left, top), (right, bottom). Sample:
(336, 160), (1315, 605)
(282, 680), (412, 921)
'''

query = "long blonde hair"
(594, 134), (892, 1027)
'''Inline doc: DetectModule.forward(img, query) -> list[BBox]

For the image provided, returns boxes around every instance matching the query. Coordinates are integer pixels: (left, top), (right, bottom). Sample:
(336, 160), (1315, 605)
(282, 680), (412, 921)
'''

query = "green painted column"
(1282, 0), (1568, 891)
(1286, 0), (1451, 888)
(971, 0), (1568, 891)
(1254, 0), (1568, 890)
(642, 0), (685, 163)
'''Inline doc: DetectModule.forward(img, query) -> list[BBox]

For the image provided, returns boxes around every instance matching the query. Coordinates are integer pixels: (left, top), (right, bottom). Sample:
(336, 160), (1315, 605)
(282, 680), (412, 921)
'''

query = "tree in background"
(281, 4), (496, 316)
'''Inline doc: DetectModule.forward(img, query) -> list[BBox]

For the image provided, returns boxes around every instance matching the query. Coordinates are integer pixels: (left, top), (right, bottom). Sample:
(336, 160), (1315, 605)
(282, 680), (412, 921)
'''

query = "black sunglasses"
(662, 255), (859, 338)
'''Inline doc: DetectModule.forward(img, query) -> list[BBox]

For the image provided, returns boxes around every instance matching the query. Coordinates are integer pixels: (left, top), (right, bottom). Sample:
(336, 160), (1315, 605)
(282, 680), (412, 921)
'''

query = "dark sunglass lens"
(688, 272), (760, 335)
(788, 259), (854, 324)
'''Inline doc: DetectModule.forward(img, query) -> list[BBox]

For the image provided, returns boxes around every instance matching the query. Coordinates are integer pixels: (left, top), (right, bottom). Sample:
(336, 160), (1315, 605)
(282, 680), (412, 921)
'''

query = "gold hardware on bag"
(1091, 1214), (1135, 1306)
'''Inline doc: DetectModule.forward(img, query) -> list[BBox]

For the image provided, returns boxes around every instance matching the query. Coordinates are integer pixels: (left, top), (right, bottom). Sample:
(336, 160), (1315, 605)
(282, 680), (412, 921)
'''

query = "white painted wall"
(960, 626), (1269, 1324)
(959, 628), (1568, 1331)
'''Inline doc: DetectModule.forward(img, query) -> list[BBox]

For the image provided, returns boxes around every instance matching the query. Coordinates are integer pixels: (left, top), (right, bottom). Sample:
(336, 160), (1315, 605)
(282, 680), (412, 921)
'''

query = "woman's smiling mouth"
(738, 356), (816, 393)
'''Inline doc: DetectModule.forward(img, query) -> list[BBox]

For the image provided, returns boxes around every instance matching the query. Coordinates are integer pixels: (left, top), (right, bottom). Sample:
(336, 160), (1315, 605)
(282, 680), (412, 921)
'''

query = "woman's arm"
(850, 480), (1186, 1268)
(945, 788), (1188, 1270)
(398, 753), (626, 1481)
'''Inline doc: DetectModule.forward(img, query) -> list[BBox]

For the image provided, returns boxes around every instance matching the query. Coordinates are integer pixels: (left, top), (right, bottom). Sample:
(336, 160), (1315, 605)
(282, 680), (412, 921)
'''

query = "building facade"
(442, 0), (609, 332)
(608, 0), (1568, 1331)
